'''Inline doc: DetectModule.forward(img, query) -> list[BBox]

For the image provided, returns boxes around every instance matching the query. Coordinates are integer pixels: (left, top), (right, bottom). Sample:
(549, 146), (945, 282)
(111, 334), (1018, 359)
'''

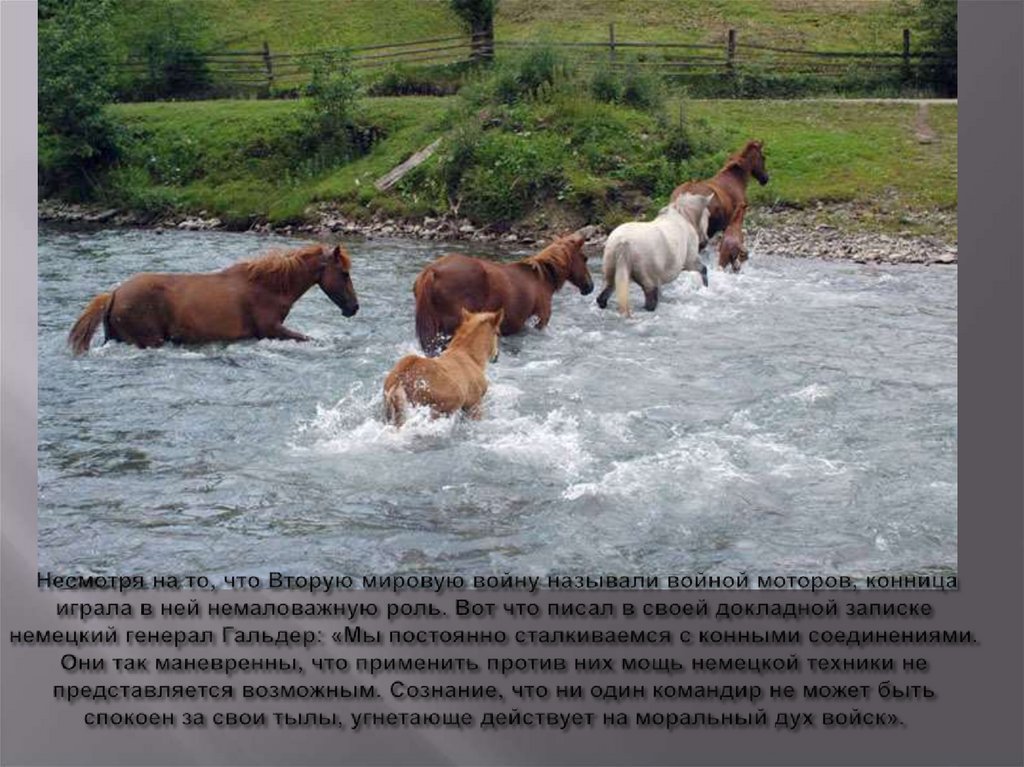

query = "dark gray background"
(3, 1), (1022, 765)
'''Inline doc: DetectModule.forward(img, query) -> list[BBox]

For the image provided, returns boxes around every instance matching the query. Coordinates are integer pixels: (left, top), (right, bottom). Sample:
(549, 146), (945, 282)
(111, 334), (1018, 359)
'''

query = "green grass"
(497, 0), (921, 52)
(109, 0), (930, 56)
(99, 95), (956, 238)
(681, 100), (957, 237)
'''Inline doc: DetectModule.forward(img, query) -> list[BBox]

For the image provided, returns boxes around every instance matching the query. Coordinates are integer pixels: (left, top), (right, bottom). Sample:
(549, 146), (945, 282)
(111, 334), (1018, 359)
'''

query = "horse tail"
(413, 269), (442, 355)
(68, 292), (112, 355)
(383, 382), (407, 427)
(613, 248), (632, 317)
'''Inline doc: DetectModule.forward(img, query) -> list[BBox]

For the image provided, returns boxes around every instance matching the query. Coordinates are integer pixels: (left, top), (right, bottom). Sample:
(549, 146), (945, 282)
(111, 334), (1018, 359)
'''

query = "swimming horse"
(596, 192), (714, 317)
(412, 229), (594, 355)
(68, 243), (358, 354)
(383, 308), (504, 426)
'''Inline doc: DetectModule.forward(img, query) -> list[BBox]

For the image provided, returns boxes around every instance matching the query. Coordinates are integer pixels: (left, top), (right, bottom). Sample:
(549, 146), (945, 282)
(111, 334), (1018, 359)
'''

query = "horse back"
(414, 254), (534, 343)
(112, 271), (252, 343)
(672, 179), (735, 237)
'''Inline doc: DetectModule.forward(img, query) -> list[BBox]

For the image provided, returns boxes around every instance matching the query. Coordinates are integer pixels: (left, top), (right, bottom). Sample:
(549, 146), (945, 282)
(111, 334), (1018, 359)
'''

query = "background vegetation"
(38, 0), (958, 240)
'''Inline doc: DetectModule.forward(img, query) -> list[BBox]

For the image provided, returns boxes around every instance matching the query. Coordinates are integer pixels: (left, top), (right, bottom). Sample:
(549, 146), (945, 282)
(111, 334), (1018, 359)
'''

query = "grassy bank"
(97, 94), (956, 241)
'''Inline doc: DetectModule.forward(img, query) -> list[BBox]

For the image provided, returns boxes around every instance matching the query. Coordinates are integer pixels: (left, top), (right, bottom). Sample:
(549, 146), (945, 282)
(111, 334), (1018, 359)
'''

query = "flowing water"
(37, 226), (957, 582)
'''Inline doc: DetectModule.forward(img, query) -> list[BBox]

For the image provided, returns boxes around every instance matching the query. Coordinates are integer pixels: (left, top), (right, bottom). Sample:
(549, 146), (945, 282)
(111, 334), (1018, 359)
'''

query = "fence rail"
(111, 27), (953, 100)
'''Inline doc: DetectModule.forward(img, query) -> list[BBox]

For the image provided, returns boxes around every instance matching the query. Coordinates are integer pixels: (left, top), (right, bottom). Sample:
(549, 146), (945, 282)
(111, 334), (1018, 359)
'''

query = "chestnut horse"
(717, 202), (749, 272)
(68, 243), (358, 355)
(412, 231), (593, 355)
(384, 308), (503, 426)
(671, 139), (768, 240)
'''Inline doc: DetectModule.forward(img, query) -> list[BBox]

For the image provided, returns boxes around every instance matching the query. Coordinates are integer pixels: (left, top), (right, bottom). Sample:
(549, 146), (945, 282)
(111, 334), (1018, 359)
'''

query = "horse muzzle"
(757, 172), (770, 185)
(342, 303), (359, 317)
(579, 279), (594, 296)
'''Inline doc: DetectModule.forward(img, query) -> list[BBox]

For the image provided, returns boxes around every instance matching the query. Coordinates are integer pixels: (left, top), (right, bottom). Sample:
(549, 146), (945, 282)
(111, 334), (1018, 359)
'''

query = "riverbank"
(38, 199), (957, 265)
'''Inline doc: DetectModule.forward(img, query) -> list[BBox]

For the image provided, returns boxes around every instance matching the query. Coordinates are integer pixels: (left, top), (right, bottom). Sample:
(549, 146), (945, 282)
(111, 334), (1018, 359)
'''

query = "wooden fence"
(112, 26), (952, 99)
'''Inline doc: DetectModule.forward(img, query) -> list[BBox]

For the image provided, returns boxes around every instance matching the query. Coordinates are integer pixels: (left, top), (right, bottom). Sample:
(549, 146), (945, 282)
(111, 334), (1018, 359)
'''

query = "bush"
(469, 46), (571, 106)
(304, 52), (364, 161)
(620, 68), (663, 112)
(111, 0), (212, 101)
(38, 0), (119, 197)
(919, 0), (956, 96)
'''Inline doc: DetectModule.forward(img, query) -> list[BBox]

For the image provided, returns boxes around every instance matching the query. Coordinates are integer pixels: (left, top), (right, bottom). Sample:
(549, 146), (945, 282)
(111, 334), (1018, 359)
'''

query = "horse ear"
(460, 306), (472, 322)
(705, 192), (715, 205)
(492, 309), (505, 329)
(331, 244), (342, 258)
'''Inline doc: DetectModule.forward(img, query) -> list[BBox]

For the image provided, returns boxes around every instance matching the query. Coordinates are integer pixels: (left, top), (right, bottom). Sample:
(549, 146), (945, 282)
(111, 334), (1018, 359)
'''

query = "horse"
(671, 139), (768, 242)
(596, 192), (714, 317)
(412, 230), (593, 355)
(68, 243), (358, 355)
(383, 308), (504, 426)
(717, 202), (749, 272)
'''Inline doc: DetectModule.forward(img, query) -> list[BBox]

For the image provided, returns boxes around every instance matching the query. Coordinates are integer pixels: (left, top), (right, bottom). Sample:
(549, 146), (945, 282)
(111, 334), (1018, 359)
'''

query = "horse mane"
(239, 244), (327, 292)
(516, 235), (581, 288)
(721, 140), (762, 175)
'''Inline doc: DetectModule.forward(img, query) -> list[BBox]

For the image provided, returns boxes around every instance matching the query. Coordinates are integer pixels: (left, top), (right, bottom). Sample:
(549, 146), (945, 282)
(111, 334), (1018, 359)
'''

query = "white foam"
(788, 384), (833, 403)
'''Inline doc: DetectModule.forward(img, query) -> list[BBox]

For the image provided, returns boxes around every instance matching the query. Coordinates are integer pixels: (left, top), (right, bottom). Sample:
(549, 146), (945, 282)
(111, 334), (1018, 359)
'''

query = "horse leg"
(642, 285), (659, 311)
(699, 264), (709, 288)
(465, 402), (484, 420)
(596, 285), (613, 309)
(269, 325), (311, 342)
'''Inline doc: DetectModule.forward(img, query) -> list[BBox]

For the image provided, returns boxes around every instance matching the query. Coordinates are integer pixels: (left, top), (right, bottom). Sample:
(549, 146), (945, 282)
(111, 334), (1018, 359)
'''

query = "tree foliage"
(919, 0), (956, 96)
(38, 0), (119, 195)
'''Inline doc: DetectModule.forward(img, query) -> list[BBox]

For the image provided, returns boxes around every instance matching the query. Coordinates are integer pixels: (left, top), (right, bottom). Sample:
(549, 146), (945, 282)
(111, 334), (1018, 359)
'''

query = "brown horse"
(671, 139), (769, 241)
(68, 243), (358, 355)
(383, 308), (503, 426)
(717, 202), (749, 272)
(412, 231), (593, 355)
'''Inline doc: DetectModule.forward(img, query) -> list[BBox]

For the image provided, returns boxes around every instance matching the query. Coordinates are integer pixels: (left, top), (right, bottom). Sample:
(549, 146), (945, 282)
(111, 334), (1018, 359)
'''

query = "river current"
(37, 227), (957, 581)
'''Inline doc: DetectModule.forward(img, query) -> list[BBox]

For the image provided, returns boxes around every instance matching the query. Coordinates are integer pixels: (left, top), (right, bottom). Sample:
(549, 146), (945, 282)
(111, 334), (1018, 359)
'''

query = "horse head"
(317, 244), (359, 317)
(456, 307), (504, 363)
(559, 231), (594, 296)
(745, 140), (769, 186)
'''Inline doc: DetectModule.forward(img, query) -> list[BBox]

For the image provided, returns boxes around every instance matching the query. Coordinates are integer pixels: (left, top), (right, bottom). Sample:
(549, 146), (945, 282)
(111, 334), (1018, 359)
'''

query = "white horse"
(595, 192), (714, 316)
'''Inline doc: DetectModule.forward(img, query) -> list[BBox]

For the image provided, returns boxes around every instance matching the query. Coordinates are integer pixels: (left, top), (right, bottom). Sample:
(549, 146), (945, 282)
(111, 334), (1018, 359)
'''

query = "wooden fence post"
(901, 28), (913, 85)
(262, 41), (274, 94)
(609, 22), (616, 64)
(727, 28), (736, 72)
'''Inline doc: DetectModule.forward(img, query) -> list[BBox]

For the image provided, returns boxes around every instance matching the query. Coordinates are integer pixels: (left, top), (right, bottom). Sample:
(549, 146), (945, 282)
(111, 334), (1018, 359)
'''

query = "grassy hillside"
(110, 0), (930, 55)
(101, 95), (956, 239)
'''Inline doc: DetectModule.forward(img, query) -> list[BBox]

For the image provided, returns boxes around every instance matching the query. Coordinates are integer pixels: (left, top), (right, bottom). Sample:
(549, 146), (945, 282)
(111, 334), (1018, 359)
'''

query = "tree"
(38, 0), (119, 195)
(919, 0), (956, 96)
(450, 0), (496, 62)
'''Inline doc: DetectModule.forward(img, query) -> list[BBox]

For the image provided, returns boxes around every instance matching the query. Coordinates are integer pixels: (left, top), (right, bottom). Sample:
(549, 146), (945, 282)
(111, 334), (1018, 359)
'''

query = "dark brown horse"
(717, 202), (749, 272)
(671, 139), (769, 240)
(412, 231), (593, 355)
(68, 243), (358, 355)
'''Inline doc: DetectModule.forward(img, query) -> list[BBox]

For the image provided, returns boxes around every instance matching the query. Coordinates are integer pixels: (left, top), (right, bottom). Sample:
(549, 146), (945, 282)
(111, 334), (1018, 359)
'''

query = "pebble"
(37, 200), (958, 265)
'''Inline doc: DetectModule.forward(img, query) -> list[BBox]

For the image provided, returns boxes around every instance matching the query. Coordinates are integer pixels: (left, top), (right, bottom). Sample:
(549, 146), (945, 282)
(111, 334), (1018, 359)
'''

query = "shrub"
(620, 68), (663, 112)
(114, 1), (212, 100)
(38, 0), (119, 197)
(304, 52), (364, 161)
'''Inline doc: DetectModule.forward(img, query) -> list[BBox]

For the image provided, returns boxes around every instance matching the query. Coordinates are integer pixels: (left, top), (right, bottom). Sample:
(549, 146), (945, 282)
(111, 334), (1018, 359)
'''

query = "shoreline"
(38, 200), (958, 266)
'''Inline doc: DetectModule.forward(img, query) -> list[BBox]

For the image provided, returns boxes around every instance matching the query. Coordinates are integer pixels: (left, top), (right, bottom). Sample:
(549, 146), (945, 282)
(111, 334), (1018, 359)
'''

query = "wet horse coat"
(383, 308), (503, 426)
(68, 243), (358, 354)
(412, 232), (593, 355)
(596, 193), (713, 316)
(718, 202), (749, 272)
(671, 139), (768, 249)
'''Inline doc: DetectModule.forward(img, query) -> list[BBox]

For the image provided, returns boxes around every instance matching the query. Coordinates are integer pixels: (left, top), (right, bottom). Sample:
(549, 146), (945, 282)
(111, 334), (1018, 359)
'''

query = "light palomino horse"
(383, 308), (503, 427)
(595, 193), (714, 317)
